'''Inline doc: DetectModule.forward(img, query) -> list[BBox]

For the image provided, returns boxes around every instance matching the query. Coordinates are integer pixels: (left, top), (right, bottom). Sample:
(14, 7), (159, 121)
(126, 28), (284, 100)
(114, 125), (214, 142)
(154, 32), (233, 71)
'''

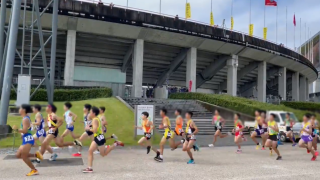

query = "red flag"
(189, 80), (192, 92)
(293, 14), (296, 26)
(265, 0), (277, 6)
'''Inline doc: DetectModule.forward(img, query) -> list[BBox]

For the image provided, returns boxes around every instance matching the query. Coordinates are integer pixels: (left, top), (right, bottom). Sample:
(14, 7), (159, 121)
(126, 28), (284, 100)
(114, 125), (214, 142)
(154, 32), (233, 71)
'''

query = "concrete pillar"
(292, 72), (299, 101)
(186, 47), (197, 92)
(278, 67), (286, 100)
(257, 61), (266, 102)
(306, 79), (310, 100)
(299, 76), (307, 101)
(131, 39), (144, 98)
(64, 30), (76, 86)
(227, 55), (238, 96)
(154, 87), (168, 99)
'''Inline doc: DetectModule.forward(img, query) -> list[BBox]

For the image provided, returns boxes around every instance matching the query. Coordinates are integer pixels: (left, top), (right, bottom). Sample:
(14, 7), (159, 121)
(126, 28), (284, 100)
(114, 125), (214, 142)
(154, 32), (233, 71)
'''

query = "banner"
(249, 24), (254, 36)
(210, 12), (214, 26)
(189, 80), (192, 92)
(263, 27), (267, 40)
(185, 3), (191, 19)
(265, 0), (277, 6)
(231, 17), (234, 30)
(135, 105), (155, 136)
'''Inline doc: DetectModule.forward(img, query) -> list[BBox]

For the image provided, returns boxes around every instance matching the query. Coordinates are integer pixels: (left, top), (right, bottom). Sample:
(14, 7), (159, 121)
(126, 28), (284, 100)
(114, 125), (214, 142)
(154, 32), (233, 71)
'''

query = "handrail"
(76, 0), (303, 58)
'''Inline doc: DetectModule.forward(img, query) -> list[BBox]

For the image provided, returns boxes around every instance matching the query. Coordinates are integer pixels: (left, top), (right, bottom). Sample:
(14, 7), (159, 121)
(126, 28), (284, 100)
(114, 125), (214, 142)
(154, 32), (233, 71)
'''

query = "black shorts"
(186, 134), (196, 142)
(144, 133), (151, 140)
(268, 135), (278, 141)
(48, 128), (59, 138)
(94, 134), (106, 146)
(215, 126), (222, 132)
(86, 130), (93, 136)
(286, 126), (292, 131)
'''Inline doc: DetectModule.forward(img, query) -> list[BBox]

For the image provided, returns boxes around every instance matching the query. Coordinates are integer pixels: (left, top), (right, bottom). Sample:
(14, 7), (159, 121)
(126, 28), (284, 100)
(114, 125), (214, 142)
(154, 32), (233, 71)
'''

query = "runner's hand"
(12, 125), (18, 130)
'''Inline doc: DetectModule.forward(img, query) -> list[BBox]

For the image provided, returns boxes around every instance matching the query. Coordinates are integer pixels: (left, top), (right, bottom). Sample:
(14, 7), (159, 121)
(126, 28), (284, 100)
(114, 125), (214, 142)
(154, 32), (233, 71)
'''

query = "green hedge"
(9, 87), (112, 101)
(281, 101), (320, 112)
(169, 93), (315, 121)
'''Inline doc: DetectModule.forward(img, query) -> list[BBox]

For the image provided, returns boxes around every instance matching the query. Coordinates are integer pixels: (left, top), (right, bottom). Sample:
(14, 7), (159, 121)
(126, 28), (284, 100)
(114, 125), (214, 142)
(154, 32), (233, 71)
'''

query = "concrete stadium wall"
(74, 66), (126, 83)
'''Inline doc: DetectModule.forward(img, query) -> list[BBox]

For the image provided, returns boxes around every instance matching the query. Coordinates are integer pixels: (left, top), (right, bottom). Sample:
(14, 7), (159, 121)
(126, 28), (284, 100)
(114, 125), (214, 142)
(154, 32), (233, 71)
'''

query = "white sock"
(113, 142), (118, 147)
(160, 155), (163, 158)
(78, 152), (81, 154)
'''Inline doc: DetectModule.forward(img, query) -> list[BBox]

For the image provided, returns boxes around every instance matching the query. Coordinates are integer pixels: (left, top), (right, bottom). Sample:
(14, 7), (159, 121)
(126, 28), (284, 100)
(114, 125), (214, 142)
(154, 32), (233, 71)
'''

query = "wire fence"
(0, 132), (19, 154)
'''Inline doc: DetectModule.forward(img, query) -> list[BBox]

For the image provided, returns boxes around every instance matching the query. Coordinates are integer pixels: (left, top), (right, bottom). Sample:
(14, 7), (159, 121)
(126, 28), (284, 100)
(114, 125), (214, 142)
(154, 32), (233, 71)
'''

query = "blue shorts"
(36, 129), (46, 138)
(22, 133), (35, 146)
(255, 129), (264, 136)
(66, 124), (74, 132)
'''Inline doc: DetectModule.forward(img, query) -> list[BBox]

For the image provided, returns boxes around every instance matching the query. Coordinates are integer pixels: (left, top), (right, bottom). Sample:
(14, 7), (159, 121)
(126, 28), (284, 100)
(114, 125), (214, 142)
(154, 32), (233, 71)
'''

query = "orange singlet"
(175, 115), (184, 135)
(142, 120), (151, 133)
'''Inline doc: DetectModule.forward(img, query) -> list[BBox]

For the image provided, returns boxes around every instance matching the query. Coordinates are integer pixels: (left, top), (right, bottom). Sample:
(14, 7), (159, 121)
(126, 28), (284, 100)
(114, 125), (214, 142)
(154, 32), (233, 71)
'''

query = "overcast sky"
(98, 0), (320, 49)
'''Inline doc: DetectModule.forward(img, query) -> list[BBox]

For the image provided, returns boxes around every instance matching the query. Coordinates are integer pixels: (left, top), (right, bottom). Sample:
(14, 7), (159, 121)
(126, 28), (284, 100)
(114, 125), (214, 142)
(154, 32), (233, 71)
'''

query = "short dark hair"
(305, 113), (311, 119)
(235, 113), (241, 118)
(33, 104), (41, 111)
(255, 110), (261, 114)
(99, 106), (105, 112)
(21, 104), (32, 113)
(186, 111), (193, 117)
(48, 103), (57, 113)
(84, 104), (92, 111)
(270, 113), (276, 118)
(311, 114), (316, 117)
(176, 109), (182, 115)
(161, 108), (167, 115)
(64, 102), (72, 109)
(91, 106), (99, 116)
(215, 109), (220, 113)
(286, 112), (290, 116)
(142, 111), (149, 118)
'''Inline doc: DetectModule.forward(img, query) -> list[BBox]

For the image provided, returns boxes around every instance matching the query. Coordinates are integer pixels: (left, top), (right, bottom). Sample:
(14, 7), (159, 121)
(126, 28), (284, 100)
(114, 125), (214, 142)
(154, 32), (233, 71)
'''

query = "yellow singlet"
(268, 121), (278, 135)
(93, 117), (103, 137)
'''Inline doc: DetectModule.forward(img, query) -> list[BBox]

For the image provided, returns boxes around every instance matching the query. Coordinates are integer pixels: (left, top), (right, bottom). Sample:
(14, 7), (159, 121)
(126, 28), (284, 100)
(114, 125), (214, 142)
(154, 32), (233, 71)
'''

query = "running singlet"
(254, 116), (262, 129)
(185, 120), (196, 141)
(285, 118), (290, 127)
(234, 119), (243, 137)
(163, 116), (174, 139)
(143, 120), (151, 140)
(301, 122), (313, 142)
(268, 121), (278, 135)
(98, 114), (107, 133)
(35, 112), (46, 138)
(65, 110), (74, 131)
(314, 121), (319, 136)
(93, 117), (106, 146)
(21, 116), (35, 145)
(175, 115), (184, 136)
(48, 113), (59, 137)
(84, 113), (93, 136)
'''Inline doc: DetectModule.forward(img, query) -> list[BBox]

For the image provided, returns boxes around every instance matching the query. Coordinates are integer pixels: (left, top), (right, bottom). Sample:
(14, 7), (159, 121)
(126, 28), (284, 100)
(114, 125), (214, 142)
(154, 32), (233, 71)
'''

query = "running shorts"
(48, 128), (59, 138)
(163, 129), (174, 139)
(235, 131), (243, 137)
(268, 135), (278, 141)
(215, 122), (222, 131)
(35, 129), (46, 138)
(175, 128), (184, 136)
(286, 126), (292, 132)
(86, 130), (93, 136)
(22, 133), (35, 145)
(301, 135), (313, 142)
(255, 129), (264, 136)
(144, 133), (151, 140)
(186, 134), (196, 142)
(94, 134), (106, 146)
(66, 124), (74, 132)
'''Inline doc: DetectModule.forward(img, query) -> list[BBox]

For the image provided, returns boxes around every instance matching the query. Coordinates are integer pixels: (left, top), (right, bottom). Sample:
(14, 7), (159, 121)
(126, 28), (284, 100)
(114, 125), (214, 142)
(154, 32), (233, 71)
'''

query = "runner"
(250, 110), (263, 150)
(31, 104), (53, 163)
(73, 104), (93, 157)
(98, 106), (117, 141)
(208, 110), (231, 147)
(39, 104), (82, 161)
(154, 108), (176, 162)
(265, 113), (282, 160)
(82, 106), (124, 173)
(61, 102), (80, 140)
(233, 113), (245, 153)
(284, 112), (296, 146)
(310, 114), (319, 156)
(134, 111), (159, 155)
(12, 104), (43, 176)
(260, 111), (268, 150)
(182, 111), (198, 164)
(298, 113), (317, 161)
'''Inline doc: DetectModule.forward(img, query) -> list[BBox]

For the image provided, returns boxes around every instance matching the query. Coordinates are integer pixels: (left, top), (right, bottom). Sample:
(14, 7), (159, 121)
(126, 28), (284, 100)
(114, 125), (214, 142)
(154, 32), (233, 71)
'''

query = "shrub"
(9, 87), (112, 101)
(169, 93), (315, 121)
(281, 101), (320, 112)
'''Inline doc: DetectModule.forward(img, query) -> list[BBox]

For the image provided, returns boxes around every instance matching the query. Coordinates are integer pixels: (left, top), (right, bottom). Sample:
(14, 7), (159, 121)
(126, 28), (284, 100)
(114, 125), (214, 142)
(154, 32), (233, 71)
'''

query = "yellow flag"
(263, 27), (267, 40)
(231, 17), (234, 30)
(249, 24), (254, 36)
(210, 12), (214, 26)
(186, 3), (191, 19)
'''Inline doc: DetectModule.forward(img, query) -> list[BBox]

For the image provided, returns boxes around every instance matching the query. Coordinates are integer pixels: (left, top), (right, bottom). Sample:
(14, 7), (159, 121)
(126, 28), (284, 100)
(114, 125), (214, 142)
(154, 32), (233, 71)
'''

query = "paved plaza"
(1, 143), (320, 180)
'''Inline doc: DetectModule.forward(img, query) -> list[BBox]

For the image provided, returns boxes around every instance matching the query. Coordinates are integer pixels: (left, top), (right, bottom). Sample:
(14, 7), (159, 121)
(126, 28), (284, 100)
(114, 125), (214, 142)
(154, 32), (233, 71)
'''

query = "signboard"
(16, 74), (31, 107)
(134, 105), (155, 136)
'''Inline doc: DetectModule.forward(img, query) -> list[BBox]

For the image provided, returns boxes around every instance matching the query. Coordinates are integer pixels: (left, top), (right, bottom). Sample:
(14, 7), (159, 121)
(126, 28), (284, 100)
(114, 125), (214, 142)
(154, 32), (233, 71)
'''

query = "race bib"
(37, 129), (45, 136)
(259, 129), (264, 134)
(308, 136), (313, 140)
(145, 134), (151, 138)
(24, 135), (34, 142)
(48, 128), (55, 134)
(96, 134), (105, 141)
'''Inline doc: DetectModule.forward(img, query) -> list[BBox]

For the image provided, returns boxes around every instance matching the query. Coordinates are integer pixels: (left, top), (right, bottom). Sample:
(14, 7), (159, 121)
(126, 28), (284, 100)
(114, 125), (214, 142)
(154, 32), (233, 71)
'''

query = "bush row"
(9, 87), (112, 101)
(169, 93), (314, 121)
(28, 85), (102, 90)
(281, 101), (320, 112)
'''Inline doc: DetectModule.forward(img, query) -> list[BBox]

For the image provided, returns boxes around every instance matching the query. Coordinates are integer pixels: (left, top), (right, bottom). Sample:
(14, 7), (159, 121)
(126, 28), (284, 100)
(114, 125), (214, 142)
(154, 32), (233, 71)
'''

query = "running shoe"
(261, 147), (265, 150)
(307, 149), (310, 154)
(255, 144), (260, 150)
(74, 140), (82, 147)
(315, 151), (319, 156)
(276, 156), (282, 160)
(72, 153), (81, 157)
(171, 147), (177, 151)
(112, 134), (118, 140)
(208, 144), (214, 147)
(187, 159), (195, 164)
(194, 144), (200, 151)
(270, 150), (273, 156)
(49, 153), (58, 161)
(292, 143), (297, 147)
(93, 150), (100, 154)
(31, 159), (41, 164)
(154, 156), (163, 162)
(82, 168), (93, 173)
(26, 169), (39, 176)
(147, 146), (151, 154)
(311, 156), (317, 161)
(236, 149), (242, 154)
(155, 151), (160, 159)
(35, 151), (43, 160)
(115, 141), (124, 147)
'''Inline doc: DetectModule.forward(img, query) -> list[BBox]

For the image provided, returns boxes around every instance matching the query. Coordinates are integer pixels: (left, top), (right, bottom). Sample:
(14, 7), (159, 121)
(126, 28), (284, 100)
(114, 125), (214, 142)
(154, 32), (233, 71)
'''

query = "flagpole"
(276, 5), (278, 43)
(294, 13), (295, 51)
(300, 18), (301, 53)
(159, 0), (161, 14)
(264, 2), (266, 28)
(286, 7), (287, 46)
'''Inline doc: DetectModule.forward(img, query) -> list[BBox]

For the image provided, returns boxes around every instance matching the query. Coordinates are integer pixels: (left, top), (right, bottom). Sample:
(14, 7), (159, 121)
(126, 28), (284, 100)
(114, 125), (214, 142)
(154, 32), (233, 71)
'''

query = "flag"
(265, 0), (277, 6)
(263, 27), (267, 40)
(249, 24), (254, 36)
(293, 14), (296, 26)
(185, 3), (191, 19)
(210, 12), (214, 26)
(231, 17), (234, 30)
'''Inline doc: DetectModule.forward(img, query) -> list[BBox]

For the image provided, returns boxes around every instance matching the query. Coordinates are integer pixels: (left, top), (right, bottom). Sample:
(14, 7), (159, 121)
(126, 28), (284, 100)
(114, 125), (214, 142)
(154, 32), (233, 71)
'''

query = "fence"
(0, 132), (19, 154)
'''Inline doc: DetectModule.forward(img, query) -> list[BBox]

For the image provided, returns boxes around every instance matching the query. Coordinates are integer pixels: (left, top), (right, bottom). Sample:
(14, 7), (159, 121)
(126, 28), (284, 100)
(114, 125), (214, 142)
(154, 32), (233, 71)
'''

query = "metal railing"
(0, 132), (18, 154)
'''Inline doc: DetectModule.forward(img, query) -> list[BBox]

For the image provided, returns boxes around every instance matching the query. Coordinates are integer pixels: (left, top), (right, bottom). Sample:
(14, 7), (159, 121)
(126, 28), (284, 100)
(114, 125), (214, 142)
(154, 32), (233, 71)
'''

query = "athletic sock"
(269, 147), (272, 150)
(191, 158), (194, 161)
(160, 155), (163, 159)
(111, 135), (114, 138)
(262, 146), (265, 148)
(78, 152), (81, 154)
(113, 142), (118, 147)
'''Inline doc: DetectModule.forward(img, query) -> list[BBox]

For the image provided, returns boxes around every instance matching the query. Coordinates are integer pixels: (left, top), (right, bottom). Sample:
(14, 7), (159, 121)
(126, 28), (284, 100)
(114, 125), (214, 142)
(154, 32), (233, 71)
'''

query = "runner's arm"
(54, 115), (63, 128)
(101, 116), (107, 126)
(191, 121), (198, 135)
(18, 118), (30, 134)
(148, 121), (154, 133)
(239, 121), (245, 131)
(270, 122), (279, 132)
(33, 114), (41, 126)
(69, 112), (77, 122)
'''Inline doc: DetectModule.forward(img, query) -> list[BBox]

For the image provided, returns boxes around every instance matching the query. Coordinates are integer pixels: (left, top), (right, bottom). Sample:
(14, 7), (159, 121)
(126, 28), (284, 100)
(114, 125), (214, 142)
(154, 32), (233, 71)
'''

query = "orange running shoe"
(26, 169), (39, 176)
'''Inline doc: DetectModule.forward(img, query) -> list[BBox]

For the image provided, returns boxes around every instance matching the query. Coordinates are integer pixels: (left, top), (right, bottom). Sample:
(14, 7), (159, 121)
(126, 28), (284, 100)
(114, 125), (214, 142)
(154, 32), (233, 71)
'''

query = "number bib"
(22, 134), (35, 145)
(96, 134), (105, 141)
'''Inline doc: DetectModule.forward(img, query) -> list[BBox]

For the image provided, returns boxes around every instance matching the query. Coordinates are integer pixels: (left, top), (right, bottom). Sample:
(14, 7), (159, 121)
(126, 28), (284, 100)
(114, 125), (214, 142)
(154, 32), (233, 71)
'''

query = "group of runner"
(14, 102), (124, 176)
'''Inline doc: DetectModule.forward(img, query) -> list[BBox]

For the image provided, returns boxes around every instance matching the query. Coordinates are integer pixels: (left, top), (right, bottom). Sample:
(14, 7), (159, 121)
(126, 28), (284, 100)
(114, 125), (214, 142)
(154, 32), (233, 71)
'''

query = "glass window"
(280, 113), (298, 122)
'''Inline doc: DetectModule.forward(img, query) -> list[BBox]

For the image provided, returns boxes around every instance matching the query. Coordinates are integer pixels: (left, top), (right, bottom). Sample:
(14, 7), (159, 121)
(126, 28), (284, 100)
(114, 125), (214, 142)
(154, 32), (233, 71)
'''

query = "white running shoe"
(112, 134), (118, 140)
(208, 144), (214, 147)
(93, 150), (100, 154)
